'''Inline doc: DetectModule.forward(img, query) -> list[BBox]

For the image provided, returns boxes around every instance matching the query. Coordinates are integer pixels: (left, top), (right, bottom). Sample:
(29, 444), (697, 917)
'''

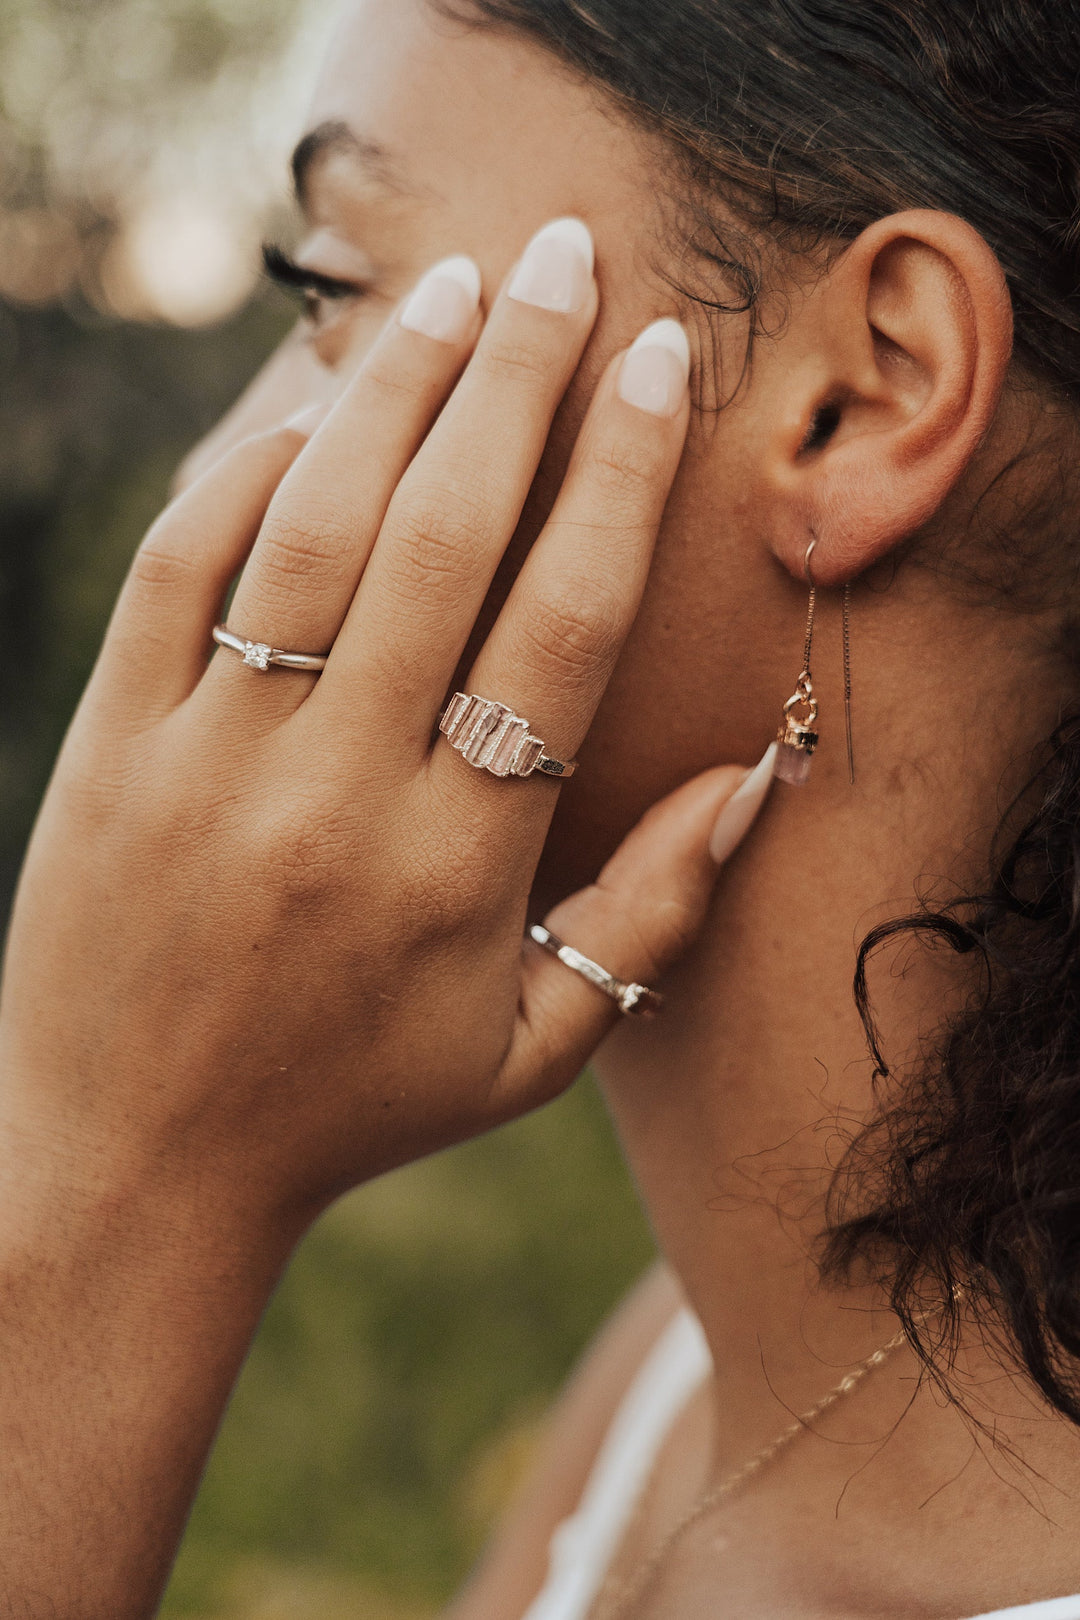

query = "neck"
(594, 566), (1076, 1513)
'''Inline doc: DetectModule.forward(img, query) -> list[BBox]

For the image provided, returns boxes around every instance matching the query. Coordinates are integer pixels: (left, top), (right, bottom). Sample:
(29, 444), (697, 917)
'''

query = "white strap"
(520, 1306), (712, 1620)
(968, 1601), (1080, 1619)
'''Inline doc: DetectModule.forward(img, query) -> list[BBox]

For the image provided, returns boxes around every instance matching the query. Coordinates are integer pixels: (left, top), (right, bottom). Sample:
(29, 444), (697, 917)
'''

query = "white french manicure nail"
(708, 742), (778, 865)
(507, 217), (595, 313)
(617, 318), (691, 417)
(399, 255), (483, 343)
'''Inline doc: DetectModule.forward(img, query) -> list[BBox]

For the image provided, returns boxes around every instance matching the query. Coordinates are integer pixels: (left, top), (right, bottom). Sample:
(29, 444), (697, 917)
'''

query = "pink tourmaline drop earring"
(773, 539), (855, 787)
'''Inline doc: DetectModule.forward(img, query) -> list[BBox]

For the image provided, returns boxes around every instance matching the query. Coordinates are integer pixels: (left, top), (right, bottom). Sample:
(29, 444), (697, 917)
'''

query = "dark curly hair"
(436, 0), (1080, 1420)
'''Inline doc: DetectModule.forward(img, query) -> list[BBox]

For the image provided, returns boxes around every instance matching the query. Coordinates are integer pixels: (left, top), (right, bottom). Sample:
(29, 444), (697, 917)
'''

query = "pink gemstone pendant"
(774, 674), (819, 787)
(773, 739), (814, 785)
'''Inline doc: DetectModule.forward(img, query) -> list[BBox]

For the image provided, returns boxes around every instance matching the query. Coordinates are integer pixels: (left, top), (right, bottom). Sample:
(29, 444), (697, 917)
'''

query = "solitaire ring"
(439, 693), (578, 779)
(528, 924), (663, 1017)
(212, 624), (329, 673)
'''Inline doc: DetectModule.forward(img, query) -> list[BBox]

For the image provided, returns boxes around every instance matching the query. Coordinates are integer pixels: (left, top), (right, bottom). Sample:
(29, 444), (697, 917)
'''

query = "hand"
(0, 221), (772, 1235)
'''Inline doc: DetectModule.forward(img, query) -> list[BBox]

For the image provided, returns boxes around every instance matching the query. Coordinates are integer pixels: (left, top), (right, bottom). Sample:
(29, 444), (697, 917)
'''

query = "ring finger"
(430, 317), (691, 830)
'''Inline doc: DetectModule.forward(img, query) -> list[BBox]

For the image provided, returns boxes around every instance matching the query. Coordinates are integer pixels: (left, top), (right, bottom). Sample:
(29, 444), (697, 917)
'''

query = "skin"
(3, 0), (1080, 1615)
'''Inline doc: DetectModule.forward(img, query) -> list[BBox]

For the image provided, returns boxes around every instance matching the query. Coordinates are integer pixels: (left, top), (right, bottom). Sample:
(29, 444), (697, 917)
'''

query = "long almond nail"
(399, 255), (483, 343)
(507, 218), (594, 313)
(709, 743), (778, 864)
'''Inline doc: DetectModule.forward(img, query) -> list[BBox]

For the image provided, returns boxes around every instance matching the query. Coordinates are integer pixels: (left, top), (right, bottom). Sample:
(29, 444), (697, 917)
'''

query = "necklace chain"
(591, 1322), (911, 1620)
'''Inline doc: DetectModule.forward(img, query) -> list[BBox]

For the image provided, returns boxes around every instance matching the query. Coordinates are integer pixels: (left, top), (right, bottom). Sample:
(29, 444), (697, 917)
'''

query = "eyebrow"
(290, 120), (405, 209)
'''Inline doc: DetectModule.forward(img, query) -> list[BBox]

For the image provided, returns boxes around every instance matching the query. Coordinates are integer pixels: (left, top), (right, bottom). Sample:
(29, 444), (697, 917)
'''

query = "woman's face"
(179, 0), (794, 902)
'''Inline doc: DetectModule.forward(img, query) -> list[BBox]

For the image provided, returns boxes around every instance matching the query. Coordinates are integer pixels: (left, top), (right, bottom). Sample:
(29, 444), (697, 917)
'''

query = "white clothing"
(521, 1306), (1080, 1620)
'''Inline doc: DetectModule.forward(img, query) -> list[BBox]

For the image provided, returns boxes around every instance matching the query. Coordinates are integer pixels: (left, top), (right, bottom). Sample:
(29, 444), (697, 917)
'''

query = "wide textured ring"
(439, 693), (578, 780)
(212, 624), (328, 673)
(528, 924), (663, 1017)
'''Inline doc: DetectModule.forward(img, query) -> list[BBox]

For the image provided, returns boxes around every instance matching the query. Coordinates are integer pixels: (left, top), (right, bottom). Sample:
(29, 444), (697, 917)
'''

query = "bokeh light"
(0, 0), (342, 326)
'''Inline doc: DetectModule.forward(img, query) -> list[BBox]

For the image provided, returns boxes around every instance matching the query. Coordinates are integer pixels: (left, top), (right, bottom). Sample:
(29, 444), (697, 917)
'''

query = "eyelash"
(261, 242), (372, 326)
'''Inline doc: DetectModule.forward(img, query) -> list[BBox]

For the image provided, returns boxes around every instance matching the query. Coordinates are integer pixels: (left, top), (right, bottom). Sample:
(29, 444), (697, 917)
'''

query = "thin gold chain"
(801, 582), (816, 676)
(843, 579), (854, 785)
(590, 1323), (911, 1620)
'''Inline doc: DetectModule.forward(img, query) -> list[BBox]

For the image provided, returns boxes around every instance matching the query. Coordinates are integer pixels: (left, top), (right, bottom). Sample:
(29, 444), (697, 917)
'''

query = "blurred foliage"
(0, 0), (334, 318)
(166, 1081), (653, 1616)
(0, 7), (656, 1617)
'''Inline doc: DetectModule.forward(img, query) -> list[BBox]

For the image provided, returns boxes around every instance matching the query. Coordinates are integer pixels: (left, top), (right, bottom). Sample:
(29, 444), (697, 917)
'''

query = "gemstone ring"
(438, 692), (578, 780)
(212, 624), (329, 673)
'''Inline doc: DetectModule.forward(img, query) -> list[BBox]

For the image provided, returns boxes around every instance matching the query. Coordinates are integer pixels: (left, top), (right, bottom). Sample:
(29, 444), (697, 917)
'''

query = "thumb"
(500, 742), (777, 1105)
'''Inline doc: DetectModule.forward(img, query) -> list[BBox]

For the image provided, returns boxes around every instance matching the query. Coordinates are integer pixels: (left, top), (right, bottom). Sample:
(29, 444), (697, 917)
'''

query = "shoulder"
(443, 1260), (686, 1620)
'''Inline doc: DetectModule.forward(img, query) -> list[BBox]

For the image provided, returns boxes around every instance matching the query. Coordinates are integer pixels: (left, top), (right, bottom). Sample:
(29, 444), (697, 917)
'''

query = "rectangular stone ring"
(212, 624), (329, 673)
(438, 692), (578, 780)
(528, 925), (663, 1017)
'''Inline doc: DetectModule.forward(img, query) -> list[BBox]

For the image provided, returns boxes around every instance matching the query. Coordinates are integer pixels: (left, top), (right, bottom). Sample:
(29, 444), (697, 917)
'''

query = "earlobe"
(769, 209), (1014, 588)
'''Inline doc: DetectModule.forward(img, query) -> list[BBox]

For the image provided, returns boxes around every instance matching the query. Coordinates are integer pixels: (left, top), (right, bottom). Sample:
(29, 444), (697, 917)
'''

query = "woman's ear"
(763, 209), (1014, 587)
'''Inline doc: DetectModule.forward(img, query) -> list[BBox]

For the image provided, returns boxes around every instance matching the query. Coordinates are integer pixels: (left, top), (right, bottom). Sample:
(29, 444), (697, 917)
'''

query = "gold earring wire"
(773, 540), (855, 786)
(842, 576), (854, 785)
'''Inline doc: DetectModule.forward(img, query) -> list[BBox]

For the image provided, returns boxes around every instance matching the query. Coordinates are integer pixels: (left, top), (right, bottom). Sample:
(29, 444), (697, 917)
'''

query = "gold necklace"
(591, 1322), (912, 1620)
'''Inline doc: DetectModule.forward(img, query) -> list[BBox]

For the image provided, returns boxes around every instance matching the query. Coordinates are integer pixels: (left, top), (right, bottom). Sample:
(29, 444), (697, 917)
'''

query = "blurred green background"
(0, 2), (655, 1614)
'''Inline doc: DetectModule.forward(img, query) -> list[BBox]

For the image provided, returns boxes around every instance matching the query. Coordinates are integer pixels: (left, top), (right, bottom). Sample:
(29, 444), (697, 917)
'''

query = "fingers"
(429, 318), (690, 803)
(218, 255), (485, 680)
(90, 424), (310, 722)
(325, 218), (600, 718)
(497, 747), (777, 1111)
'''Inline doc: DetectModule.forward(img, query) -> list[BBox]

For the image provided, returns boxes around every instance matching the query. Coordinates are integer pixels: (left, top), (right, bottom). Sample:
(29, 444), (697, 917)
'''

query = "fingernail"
(507, 217), (594, 313)
(399, 254), (483, 343)
(617, 319), (691, 417)
(283, 402), (331, 434)
(708, 742), (778, 865)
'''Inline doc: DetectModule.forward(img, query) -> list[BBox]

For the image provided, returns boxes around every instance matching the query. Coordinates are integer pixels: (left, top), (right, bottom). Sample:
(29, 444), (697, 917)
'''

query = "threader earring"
(773, 538), (855, 787)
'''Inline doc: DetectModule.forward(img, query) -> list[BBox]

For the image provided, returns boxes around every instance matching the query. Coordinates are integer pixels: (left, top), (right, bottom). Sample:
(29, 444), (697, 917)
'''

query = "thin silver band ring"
(212, 624), (328, 673)
(528, 925), (663, 1017)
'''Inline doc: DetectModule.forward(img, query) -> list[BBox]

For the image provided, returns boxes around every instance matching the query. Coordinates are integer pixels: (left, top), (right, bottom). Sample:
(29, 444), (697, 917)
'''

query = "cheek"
(171, 325), (338, 494)
(531, 452), (772, 907)
(171, 299), (394, 497)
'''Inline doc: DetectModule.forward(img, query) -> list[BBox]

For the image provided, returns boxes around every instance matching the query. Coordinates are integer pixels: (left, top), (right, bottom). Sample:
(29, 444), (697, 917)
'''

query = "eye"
(261, 242), (373, 331)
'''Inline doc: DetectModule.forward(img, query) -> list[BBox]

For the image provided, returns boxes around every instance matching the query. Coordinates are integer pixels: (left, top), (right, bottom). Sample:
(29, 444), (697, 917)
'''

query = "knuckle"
(595, 872), (695, 979)
(253, 505), (355, 593)
(129, 541), (197, 593)
(255, 802), (343, 907)
(386, 483), (492, 592)
(399, 840), (478, 932)
(588, 429), (669, 495)
(521, 580), (625, 683)
(480, 333), (554, 387)
(363, 349), (433, 406)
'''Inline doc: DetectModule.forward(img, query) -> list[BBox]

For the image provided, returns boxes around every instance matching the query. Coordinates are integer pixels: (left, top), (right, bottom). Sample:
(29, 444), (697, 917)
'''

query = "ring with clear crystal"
(212, 624), (329, 673)
(438, 692), (578, 779)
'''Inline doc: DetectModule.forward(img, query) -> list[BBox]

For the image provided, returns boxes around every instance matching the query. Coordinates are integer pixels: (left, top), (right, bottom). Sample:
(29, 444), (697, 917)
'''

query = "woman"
(3, 0), (1080, 1613)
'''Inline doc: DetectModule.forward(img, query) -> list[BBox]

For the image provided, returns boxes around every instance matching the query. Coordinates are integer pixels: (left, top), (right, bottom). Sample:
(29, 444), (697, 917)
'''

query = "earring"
(773, 540), (855, 787)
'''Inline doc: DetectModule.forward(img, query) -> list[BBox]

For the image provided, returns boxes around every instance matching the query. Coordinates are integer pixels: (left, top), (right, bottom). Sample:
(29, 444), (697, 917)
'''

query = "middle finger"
(321, 216), (599, 727)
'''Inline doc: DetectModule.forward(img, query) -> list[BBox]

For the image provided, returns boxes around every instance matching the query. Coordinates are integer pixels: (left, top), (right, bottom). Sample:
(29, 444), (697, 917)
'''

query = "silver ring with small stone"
(528, 925), (662, 1016)
(212, 624), (328, 673)
(438, 692), (578, 779)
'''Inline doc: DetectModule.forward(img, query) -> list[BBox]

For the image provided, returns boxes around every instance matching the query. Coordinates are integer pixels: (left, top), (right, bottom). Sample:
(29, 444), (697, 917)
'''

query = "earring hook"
(803, 538), (817, 587)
